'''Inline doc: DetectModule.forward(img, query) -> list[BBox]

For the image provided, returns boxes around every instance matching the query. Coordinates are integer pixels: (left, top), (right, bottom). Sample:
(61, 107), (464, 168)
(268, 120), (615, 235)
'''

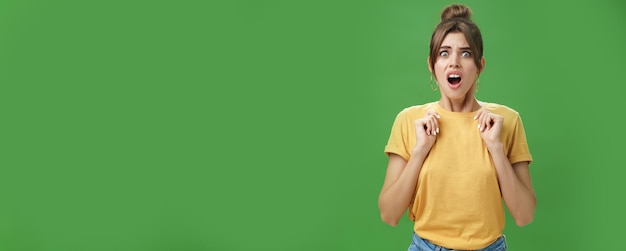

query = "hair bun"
(441, 4), (472, 21)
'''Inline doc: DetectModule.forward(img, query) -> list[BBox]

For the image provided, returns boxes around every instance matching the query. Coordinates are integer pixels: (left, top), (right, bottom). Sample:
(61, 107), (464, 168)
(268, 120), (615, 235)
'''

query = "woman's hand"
(475, 109), (504, 152)
(412, 110), (440, 156)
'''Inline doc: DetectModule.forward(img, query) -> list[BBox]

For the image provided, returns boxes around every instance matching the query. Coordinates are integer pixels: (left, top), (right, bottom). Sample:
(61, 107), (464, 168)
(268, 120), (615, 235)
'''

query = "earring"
(475, 75), (480, 93)
(430, 76), (438, 91)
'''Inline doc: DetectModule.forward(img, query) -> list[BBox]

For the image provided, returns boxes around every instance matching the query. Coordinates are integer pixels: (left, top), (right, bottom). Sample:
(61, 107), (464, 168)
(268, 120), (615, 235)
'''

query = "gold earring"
(475, 75), (480, 93)
(430, 76), (438, 91)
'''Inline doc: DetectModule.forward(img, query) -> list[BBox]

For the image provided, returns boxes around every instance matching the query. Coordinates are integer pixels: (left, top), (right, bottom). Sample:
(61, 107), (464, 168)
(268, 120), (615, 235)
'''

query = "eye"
(439, 51), (449, 57)
(462, 51), (471, 57)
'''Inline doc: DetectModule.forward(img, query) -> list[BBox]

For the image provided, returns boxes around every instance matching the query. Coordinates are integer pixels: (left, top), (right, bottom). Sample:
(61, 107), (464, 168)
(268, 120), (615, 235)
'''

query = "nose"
(448, 55), (460, 68)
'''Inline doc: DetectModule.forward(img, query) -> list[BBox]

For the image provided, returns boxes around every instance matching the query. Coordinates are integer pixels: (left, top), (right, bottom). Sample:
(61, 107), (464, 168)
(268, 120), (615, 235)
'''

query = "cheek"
(434, 61), (447, 74)
(464, 61), (479, 72)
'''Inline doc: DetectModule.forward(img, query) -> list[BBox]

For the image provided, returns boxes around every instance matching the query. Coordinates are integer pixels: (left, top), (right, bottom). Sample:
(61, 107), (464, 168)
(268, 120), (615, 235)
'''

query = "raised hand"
(474, 109), (504, 151)
(413, 110), (440, 155)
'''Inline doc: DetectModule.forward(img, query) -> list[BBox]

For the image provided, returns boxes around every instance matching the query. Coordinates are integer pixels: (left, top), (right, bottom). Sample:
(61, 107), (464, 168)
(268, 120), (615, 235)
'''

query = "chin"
(443, 91), (472, 100)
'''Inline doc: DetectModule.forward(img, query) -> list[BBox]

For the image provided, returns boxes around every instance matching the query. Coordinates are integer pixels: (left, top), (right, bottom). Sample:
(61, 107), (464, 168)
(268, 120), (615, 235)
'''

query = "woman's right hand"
(413, 110), (440, 155)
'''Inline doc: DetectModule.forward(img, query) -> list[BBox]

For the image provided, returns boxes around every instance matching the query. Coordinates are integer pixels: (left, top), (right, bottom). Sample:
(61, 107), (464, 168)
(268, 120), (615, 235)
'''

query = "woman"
(378, 4), (536, 251)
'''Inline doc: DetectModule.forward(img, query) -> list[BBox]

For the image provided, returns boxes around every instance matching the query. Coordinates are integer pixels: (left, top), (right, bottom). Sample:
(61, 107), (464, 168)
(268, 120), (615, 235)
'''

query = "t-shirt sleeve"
(508, 115), (533, 165)
(384, 110), (411, 161)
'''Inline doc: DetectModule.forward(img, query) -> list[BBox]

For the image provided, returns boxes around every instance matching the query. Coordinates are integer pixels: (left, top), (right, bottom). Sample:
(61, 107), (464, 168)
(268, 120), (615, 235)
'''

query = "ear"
(479, 57), (486, 74)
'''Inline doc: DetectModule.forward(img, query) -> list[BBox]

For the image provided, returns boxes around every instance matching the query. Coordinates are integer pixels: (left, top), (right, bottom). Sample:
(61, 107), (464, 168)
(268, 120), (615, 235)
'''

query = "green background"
(1, 0), (625, 250)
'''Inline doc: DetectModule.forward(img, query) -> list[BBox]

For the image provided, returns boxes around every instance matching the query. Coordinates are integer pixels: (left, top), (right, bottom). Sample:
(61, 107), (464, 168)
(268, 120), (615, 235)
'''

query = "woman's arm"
(490, 150), (536, 226)
(378, 110), (440, 226)
(475, 110), (536, 226)
(378, 151), (428, 226)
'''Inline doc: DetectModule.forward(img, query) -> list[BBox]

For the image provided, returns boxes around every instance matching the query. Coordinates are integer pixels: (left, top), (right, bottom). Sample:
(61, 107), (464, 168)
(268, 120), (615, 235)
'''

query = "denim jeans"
(408, 232), (507, 251)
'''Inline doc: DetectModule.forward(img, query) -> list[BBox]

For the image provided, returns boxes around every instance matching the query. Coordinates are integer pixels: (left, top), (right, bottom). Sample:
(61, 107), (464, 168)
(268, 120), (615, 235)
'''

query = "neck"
(438, 95), (481, 112)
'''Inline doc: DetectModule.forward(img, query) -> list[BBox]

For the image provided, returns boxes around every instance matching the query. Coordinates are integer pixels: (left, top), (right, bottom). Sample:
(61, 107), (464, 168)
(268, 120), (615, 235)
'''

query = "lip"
(446, 71), (463, 89)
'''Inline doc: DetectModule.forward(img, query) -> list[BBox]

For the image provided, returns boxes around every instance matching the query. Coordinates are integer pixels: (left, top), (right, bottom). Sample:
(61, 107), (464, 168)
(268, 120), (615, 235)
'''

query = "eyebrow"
(439, 46), (472, 50)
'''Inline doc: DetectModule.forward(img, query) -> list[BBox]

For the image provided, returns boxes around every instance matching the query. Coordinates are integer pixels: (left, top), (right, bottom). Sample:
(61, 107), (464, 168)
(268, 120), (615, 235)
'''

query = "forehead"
(440, 32), (469, 48)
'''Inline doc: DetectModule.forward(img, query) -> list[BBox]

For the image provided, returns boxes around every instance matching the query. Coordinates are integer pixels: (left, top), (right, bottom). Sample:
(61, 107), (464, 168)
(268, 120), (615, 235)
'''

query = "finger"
(426, 112), (437, 135)
(485, 113), (496, 130)
(474, 110), (484, 131)
(495, 115), (503, 125)
(418, 120), (428, 135)
(428, 116), (437, 136)
(486, 114), (496, 131)
(480, 113), (489, 132)
(474, 109), (483, 121)
(485, 114), (493, 131)
(433, 114), (441, 133)
(482, 114), (490, 131)
(476, 111), (483, 131)
(419, 119), (429, 135)
(427, 118), (435, 136)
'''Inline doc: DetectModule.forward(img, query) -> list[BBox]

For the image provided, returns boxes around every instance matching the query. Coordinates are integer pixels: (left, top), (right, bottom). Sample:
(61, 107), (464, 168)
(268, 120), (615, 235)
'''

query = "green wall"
(1, 0), (625, 250)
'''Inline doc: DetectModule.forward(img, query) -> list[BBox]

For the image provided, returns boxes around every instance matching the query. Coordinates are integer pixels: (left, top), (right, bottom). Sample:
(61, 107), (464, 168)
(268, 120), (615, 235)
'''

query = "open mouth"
(447, 73), (462, 89)
(448, 74), (461, 85)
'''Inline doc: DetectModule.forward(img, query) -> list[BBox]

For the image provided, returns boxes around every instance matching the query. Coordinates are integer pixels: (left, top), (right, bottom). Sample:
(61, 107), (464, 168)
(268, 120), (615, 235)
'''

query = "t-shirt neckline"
(433, 101), (486, 118)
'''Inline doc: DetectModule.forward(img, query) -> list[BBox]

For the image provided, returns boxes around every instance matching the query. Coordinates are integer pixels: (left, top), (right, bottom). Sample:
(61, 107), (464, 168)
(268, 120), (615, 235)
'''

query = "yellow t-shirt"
(384, 101), (532, 250)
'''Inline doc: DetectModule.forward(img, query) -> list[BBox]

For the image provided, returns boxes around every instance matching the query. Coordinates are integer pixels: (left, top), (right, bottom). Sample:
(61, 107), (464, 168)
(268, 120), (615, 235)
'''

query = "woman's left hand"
(474, 109), (504, 151)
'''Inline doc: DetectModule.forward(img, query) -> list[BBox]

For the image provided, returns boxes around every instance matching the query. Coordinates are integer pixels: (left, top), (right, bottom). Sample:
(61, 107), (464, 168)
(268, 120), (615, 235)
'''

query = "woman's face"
(431, 32), (483, 101)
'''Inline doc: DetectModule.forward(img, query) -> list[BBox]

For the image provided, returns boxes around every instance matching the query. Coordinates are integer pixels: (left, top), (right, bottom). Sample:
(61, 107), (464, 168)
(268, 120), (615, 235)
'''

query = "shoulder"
(396, 102), (437, 118)
(481, 102), (521, 119)
(481, 102), (527, 132)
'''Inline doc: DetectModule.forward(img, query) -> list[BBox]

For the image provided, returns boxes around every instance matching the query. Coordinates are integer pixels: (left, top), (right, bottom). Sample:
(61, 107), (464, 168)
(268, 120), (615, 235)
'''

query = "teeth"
(449, 74), (460, 78)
